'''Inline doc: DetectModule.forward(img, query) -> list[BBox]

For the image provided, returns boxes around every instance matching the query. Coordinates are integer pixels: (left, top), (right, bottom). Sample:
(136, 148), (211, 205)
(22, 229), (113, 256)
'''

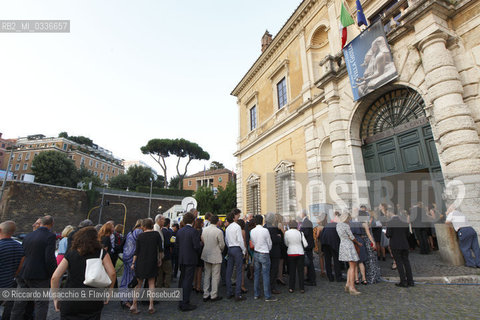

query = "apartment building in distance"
(122, 160), (159, 180)
(4, 134), (124, 183)
(183, 168), (236, 192)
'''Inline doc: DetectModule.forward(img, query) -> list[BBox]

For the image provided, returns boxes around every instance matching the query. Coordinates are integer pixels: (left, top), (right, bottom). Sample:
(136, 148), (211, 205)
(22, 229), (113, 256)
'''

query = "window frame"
(276, 77), (287, 109)
(249, 105), (257, 131)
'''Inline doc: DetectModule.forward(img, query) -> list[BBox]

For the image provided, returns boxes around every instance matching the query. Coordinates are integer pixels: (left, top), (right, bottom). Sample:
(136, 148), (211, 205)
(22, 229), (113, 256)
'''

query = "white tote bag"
(83, 250), (112, 288)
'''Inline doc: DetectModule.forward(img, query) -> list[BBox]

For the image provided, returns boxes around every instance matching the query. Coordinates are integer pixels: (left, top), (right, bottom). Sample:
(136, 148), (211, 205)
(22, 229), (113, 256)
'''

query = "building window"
(274, 160), (296, 217)
(250, 105), (257, 131)
(17, 154), (22, 161)
(100, 173), (104, 179)
(23, 163), (28, 170)
(8, 164), (12, 171)
(15, 163), (20, 171)
(88, 159), (92, 166)
(106, 174), (109, 181)
(112, 168), (115, 174)
(94, 172), (98, 176)
(107, 166), (110, 172)
(20, 174), (25, 180)
(277, 77), (287, 109)
(188, 180), (192, 186)
(63, 143), (67, 151)
(246, 174), (261, 216)
(81, 157), (85, 165)
(96, 162), (99, 168)
(34, 153), (38, 158)
(25, 153), (30, 160)
(1, 143), (4, 148)
(102, 164), (105, 170)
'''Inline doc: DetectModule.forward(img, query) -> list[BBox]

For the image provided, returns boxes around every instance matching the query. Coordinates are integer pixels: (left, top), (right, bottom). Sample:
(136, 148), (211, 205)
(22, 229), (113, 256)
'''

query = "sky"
(0, 0), (301, 182)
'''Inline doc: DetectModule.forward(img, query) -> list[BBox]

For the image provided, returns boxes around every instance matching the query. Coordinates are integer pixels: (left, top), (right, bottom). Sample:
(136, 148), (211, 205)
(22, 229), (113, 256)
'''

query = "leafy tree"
(171, 138), (210, 190)
(195, 186), (215, 214)
(76, 165), (102, 188)
(214, 181), (237, 214)
(108, 174), (132, 190)
(127, 165), (154, 190)
(57, 132), (93, 147)
(153, 175), (166, 188)
(169, 175), (181, 189)
(32, 151), (78, 187)
(141, 139), (173, 188)
(209, 161), (225, 170)
(141, 138), (210, 189)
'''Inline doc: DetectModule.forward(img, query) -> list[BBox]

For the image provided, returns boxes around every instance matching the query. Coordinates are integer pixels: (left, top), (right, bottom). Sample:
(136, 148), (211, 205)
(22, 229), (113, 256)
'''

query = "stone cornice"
(231, 0), (318, 97)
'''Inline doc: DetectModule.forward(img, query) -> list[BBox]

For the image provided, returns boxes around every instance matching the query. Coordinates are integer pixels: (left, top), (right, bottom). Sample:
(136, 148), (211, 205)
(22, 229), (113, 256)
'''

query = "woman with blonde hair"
(57, 225), (74, 265)
(336, 211), (363, 295)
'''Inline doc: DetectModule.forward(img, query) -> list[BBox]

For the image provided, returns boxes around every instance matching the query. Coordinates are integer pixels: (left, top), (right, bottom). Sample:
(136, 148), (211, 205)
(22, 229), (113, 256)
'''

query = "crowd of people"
(0, 200), (479, 319)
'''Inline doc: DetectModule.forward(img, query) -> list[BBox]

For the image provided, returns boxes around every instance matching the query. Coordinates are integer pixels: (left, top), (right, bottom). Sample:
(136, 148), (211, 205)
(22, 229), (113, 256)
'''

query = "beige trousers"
(203, 262), (221, 299)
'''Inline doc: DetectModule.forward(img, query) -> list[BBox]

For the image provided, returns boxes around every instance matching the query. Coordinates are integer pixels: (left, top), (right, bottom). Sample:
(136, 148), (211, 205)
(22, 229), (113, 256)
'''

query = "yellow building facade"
(232, 0), (480, 230)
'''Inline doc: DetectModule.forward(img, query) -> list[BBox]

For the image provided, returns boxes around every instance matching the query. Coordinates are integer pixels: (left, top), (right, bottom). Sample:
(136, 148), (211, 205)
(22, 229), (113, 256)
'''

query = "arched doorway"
(360, 87), (444, 211)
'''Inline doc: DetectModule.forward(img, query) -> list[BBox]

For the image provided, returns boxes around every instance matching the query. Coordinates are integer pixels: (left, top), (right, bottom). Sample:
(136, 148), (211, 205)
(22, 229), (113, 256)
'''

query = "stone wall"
(0, 181), (181, 234)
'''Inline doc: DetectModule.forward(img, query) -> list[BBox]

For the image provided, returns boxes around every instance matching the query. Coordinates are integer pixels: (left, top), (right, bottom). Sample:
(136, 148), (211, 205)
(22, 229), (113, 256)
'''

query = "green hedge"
(136, 186), (193, 197)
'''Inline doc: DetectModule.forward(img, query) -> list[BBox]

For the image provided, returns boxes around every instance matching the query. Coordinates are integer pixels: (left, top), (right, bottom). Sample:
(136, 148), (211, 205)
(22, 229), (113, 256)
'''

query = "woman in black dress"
(51, 226), (116, 320)
(130, 218), (163, 314)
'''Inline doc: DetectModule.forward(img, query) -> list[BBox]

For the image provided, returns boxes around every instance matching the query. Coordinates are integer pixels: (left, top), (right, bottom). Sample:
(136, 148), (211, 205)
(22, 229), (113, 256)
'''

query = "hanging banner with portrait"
(343, 21), (398, 101)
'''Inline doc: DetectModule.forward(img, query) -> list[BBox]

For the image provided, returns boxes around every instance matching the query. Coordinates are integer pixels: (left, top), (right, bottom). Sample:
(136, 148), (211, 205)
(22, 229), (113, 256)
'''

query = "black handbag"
(128, 277), (138, 288)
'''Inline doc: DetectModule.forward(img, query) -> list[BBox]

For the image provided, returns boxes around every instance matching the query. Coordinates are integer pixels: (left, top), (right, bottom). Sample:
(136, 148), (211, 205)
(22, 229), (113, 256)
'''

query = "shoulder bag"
(83, 250), (112, 288)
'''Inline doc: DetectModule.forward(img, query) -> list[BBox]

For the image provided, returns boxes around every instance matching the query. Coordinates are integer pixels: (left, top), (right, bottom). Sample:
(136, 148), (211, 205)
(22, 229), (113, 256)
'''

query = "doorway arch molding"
(344, 82), (433, 207)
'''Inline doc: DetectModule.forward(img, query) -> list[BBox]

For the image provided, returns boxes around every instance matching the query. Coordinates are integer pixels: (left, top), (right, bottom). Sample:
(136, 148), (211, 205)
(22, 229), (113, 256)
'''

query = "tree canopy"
(108, 174), (132, 190)
(194, 182), (237, 215)
(141, 138), (210, 189)
(126, 165), (154, 189)
(32, 151), (78, 187)
(209, 161), (225, 170)
(58, 132), (94, 147)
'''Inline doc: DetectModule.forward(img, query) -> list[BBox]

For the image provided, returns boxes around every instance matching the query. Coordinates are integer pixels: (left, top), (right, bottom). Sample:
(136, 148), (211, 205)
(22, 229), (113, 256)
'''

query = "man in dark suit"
(410, 202), (430, 254)
(386, 212), (414, 287)
(300, 211), (316, 286)
(11, 215), (57, 320)
(265, 213), (282, 294)
(321, 221), (343, 282)
(176, 212), (201, 311)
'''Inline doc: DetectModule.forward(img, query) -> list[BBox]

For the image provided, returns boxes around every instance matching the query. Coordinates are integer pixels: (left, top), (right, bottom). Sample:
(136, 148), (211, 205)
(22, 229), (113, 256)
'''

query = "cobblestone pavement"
(377, 249), (480, 278)
(4, 249), (479, 319)
(42, 279), (480, 320)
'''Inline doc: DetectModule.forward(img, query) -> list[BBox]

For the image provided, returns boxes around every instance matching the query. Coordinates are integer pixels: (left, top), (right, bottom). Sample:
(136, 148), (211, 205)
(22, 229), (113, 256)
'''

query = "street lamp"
(98, 183), (108, 225)
(147, 178), (153, 218)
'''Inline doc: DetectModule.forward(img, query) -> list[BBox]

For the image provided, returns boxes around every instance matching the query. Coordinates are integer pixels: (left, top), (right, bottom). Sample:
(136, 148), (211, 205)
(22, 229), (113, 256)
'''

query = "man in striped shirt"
(0, 221), (25, 320)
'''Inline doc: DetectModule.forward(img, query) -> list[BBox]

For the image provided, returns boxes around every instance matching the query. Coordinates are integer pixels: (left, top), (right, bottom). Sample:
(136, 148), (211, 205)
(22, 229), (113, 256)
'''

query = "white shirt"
(250, 225), (272, 254)
(225, 221), (246, 255)
(446, 210), (471, 232)
(284, 229), (308, 255)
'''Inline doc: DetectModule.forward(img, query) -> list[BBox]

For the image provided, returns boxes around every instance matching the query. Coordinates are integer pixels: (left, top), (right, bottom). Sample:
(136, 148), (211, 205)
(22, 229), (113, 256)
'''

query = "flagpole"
(344, 0), (362, 32)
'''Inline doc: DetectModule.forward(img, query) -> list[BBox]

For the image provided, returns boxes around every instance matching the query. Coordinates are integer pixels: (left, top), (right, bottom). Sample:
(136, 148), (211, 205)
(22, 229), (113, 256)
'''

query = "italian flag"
(340, 1), (355, 48)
